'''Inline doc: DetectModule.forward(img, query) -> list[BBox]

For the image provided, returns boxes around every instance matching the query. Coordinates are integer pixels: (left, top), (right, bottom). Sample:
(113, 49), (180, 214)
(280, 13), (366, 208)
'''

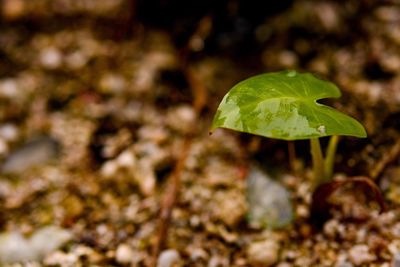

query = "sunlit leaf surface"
(211, 70), (366, 140)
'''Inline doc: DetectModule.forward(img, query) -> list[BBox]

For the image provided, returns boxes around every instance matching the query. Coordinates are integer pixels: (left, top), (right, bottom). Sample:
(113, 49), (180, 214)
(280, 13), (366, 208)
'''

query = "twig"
(150, 137), (191, 266)
(150, 23), (209, 265)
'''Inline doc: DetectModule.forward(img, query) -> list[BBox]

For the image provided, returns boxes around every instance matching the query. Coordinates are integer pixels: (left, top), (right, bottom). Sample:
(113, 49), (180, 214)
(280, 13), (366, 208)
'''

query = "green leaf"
(211, 70), (367, 140)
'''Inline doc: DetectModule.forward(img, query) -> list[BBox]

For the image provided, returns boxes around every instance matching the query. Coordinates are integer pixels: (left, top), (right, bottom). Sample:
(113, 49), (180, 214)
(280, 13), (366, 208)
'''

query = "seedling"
(211, 70), (366, 189)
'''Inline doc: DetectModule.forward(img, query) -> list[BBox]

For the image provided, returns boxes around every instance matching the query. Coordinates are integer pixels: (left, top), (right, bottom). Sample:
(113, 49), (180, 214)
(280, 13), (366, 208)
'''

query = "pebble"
(157, 249), (181, 267)
(39, 47), (62, 69)
(65, 51), (88, 69)
(115, 149), (136, 168)
(44, 251), (78, 266)
(0, 123), (19, 141)
(247, 165), (293, 228)
(0, 226), (71, 264)
(247, 239), (280, 267)
(99, 73), (127, 94)
(335, 261), (354, 267)
(208, 255), (229, 267)
(0, 78), (19, 98)
(29, 226), (72, 257)
(392, 253), (400, 267)
(323, 219), (340, 239)
(212, 190), (247, 227)
(348, 245), (376, 266)
(115, 243), (134, 264)
(1, 136), (59, 174)
(0, 232), (36, 263)
(166, 105), (196, 134)
(133, 159), (156, 196)
(0, 138), (8, 155)
(188, 247), (208, 262)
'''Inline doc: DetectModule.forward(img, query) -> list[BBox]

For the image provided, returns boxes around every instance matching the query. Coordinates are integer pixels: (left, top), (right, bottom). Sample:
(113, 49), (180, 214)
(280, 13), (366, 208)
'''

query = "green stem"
(324, 135), (339, 181)
(310, 138), (325, 189)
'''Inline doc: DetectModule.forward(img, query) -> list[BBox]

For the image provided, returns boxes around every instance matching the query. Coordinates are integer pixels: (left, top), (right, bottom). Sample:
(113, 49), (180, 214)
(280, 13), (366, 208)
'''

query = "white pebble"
(115, 244), (134, 264)
(116, 150), (136, 168)
(348, 245), (376, 266)
(0, 79), (18, 98)
(0, 226), (71, 264)
(39, 47), (62, 69)
(392, 253), (400, 267)
(157, 249), (181, 267)
(29, 226), (72, 257)
(0, 124), (18, 141)
(0, 232), (35, 263)
(100, 161), (118, 177)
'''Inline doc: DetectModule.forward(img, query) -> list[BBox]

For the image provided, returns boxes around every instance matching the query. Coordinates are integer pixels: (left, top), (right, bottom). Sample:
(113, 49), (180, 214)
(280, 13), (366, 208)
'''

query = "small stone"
(44, 251), (78, 266)
(115, 243), (134, 264)
(208, 255), (229, 267)
(323, 219), (339, 239)
(0, 232), (35, 263)
(247, 165), (293, 228)
(335, 261), (354, 267)
(278, 50), (298, 68)
(0, 79), (18, 98)
(166, 105), (196, 134)
(212, 190), (247, 227)
(99, 73), (127, 94)
(157, 249), (181, 267)
(0, 226), (71, 264)
(100, 160), (118, 177)
(133, 159), (156, 196)
(188, 247), (208, 262)
(0, 124), (19, 141)
(29, 226), (72, 258)
(65, 51), (88, 69)
(39, 47), (62, 69)
(116, 149), (136, 168)
(1, 136), (59, 174)
(247, 239), (280, 267)
(392, 253), (400, 267)
(0, 138), (8, 156)
(137, 125), (169, 144)
(62, 195), (84, 218)
(348, 245), (376, 266)
(72, 245), (103, 263)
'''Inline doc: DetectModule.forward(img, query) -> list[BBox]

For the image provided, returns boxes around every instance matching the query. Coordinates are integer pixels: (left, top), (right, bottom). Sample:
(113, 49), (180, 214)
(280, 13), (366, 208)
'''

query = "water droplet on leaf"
(286, 70), (297, 77)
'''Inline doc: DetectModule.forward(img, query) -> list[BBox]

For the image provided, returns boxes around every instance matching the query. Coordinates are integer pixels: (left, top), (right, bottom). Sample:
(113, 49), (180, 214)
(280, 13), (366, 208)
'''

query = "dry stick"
(151, 137), (192, 266)
(151, 64), (207, 267)
(370, 138), (400, 180)
(151, 16), (211, 265)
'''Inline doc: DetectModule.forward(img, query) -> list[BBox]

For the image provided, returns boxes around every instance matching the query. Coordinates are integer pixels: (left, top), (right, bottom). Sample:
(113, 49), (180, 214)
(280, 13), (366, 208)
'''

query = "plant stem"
(310, 138), (325, 189)
(324, 135), (339, 181)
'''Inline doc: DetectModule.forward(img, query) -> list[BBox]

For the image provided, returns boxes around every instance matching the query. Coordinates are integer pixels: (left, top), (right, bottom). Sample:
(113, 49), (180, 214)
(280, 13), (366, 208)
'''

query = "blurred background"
(0, 0), (400, 266)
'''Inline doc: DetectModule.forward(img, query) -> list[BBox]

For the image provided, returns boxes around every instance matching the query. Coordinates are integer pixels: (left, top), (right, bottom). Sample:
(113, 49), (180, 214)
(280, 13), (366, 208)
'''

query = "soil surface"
(1, 1), (400, 266)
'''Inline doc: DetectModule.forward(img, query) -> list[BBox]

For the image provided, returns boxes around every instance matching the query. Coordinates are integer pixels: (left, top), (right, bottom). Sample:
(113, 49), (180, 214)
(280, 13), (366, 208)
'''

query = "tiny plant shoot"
(211, 70), (367, 188)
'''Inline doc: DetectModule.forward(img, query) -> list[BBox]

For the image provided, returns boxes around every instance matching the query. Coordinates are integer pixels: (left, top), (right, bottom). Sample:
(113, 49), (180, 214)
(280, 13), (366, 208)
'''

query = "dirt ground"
(1, 0), (400, 266)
